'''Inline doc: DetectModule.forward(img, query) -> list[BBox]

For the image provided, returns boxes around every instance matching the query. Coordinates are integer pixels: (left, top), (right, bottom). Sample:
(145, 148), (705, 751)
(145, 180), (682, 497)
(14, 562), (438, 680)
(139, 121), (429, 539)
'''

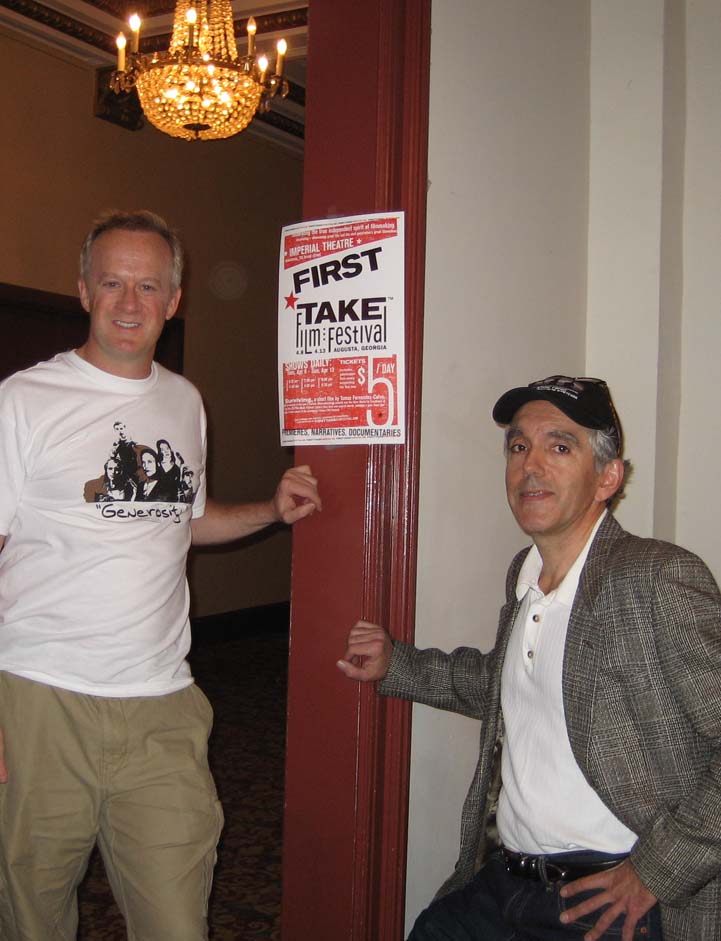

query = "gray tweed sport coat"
(379, 513), (721, 941)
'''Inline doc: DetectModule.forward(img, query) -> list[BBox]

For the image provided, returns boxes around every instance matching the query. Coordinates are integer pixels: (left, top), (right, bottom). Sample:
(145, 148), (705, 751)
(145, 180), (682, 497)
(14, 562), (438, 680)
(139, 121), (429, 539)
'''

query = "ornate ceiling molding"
(0, 0), (307, 144)
(1, 0), (116, 51)
(80, 0), (172, 15)
(0, 1), (307, 54)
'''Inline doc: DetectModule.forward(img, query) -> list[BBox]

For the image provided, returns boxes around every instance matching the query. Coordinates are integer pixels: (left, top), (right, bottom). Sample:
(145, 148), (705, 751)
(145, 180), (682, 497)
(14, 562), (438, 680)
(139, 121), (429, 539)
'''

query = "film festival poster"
(278, 211), (406, 447)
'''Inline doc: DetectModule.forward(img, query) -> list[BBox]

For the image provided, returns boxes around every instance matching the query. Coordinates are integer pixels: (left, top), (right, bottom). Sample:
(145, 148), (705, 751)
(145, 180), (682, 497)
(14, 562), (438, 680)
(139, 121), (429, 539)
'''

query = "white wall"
(676, 0), (721, 575)
(409, 0), (589, 927)
(411, 0), (720, 930)
(586, 0), (721, 573)
(585, 0), (686, 543)
(586, 0), (665, 538)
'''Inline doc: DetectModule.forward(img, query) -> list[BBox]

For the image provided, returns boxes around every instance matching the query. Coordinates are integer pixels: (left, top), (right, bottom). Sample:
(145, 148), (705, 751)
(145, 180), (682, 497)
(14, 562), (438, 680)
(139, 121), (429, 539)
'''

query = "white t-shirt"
(0, 351), (207, 697)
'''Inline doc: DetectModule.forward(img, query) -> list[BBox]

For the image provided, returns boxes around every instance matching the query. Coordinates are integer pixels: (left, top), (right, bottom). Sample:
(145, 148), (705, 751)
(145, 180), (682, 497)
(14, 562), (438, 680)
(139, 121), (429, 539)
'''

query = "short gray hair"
(587, 426), (629, 508)
(79, 210), (183, 293)
(586, 426), (620, 471)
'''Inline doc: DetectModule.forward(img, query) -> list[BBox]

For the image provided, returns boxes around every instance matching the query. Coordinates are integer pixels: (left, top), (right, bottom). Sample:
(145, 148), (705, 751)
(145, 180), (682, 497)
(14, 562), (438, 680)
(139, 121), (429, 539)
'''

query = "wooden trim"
(281, 0), (430, 937)
(0, 281), (85, 316)
(354, 3), (431, 936)
(0, 281), (184, 379)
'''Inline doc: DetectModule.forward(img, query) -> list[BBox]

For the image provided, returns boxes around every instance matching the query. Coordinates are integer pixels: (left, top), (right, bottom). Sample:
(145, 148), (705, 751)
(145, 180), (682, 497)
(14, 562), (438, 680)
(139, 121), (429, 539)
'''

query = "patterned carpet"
(77, 609), (289, 940)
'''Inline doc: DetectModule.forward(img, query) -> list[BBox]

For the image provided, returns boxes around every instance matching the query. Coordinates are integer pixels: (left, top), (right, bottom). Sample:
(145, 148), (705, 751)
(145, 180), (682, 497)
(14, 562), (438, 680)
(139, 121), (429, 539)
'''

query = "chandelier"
(112, 3), (288, 141)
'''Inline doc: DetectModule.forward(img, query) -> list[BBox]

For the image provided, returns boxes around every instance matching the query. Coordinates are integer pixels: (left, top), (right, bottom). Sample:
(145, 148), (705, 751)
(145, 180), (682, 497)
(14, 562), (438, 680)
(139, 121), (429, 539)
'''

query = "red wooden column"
(281, 1), (431, 938)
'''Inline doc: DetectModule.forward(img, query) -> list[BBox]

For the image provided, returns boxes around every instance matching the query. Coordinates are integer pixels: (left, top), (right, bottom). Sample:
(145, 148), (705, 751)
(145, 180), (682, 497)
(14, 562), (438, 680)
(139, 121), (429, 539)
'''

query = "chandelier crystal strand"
(207, 0), (237, 59)
(113, 7), (288, 141)
(167, 0), (203, 53)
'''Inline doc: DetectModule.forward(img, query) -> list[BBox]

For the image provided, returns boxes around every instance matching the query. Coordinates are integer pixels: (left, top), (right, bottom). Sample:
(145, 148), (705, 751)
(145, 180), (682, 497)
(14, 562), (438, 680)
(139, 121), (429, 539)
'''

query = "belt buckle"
(544, 861), (570, 885)
(505, 852), (541, 880)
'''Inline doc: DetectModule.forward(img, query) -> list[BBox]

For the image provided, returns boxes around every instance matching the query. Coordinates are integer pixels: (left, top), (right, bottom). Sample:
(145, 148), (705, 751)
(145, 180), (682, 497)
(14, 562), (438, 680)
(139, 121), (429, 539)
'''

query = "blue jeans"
(408, 851), (663, 940)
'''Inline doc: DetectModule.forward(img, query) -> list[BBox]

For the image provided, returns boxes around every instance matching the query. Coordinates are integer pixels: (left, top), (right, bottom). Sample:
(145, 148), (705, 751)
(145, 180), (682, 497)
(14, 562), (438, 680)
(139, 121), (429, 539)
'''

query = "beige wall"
(409, 0), (590, 924)
(676, 0), (721, 573)
(586, 0), (676, 540)
(411, 0), (718, 931)
(0, 27), (303, 615)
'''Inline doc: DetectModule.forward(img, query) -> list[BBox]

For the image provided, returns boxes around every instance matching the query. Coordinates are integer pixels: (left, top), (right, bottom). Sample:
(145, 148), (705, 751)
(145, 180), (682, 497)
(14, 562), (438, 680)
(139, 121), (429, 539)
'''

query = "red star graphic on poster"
(284, 292), (297, 309)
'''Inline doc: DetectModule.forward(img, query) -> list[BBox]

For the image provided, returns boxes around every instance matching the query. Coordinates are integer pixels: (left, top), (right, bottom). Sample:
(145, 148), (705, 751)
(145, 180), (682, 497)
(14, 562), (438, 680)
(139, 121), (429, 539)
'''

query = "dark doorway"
(78, 606), (290, 940)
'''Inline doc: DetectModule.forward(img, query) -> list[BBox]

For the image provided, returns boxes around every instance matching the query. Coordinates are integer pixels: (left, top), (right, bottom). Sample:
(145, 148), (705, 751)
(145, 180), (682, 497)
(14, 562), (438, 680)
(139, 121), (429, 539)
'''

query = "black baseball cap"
(492, 375), (623, 453)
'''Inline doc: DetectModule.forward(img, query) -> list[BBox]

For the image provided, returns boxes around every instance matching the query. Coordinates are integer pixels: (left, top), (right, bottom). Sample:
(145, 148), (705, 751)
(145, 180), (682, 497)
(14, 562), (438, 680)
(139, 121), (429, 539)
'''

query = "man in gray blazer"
(338, 375), (721, 941)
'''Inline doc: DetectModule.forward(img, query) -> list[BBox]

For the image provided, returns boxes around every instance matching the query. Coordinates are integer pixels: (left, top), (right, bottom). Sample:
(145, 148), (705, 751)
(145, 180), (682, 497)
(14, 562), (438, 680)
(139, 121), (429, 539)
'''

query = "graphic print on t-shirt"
(83, 420), (197, 505)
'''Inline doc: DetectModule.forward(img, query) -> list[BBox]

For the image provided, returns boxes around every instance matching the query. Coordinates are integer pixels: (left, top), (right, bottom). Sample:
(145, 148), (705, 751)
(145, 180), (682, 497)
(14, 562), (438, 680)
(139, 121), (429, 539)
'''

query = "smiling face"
(504, 400), (622, 552)
(78, 229), (181, 379)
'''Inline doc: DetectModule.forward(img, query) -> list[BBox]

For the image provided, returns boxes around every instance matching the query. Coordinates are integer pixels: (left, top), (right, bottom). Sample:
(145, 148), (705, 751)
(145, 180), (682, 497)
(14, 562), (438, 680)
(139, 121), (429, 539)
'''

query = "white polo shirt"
(496, 512), (637, 855)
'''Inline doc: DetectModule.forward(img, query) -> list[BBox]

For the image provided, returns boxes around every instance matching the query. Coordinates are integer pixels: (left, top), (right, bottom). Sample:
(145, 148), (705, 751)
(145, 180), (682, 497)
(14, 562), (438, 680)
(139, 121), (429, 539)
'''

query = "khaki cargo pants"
(0, 672), (224, 940)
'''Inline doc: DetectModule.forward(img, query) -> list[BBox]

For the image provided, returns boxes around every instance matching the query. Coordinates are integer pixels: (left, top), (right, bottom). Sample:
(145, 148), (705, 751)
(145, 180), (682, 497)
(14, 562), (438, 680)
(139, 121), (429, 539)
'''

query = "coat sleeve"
(630, 553), (721, 905)
(377, 555), (526, 721)
(378, 640), (495, 720)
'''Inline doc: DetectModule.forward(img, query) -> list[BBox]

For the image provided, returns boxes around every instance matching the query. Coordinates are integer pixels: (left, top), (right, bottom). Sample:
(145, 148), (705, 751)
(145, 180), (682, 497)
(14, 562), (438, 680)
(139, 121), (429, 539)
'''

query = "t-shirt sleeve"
(0, 381), (26, 535)
(191, 401), (208, 519)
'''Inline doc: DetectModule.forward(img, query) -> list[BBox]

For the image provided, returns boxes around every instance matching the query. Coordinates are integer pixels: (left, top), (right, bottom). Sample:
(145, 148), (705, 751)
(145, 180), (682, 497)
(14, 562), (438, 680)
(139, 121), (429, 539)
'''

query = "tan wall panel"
(0, 27), (303, 614)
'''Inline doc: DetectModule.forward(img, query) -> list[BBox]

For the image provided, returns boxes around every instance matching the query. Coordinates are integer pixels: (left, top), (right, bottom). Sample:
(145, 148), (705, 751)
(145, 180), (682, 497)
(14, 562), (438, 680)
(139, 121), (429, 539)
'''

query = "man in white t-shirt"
(0, 210), (321, 940)
(339, 376), (721, 941)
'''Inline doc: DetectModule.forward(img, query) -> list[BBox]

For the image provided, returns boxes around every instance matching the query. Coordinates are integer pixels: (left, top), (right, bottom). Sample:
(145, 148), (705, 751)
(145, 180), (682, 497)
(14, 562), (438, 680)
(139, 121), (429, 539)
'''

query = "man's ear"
(165, 288), (181, 321)
(78, 279), (91, 313)
(596, 458), (624, 504)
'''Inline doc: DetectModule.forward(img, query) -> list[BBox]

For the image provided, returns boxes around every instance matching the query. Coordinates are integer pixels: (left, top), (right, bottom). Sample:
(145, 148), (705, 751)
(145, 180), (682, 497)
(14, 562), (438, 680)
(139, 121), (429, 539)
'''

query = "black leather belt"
(501, 848), (625, 885)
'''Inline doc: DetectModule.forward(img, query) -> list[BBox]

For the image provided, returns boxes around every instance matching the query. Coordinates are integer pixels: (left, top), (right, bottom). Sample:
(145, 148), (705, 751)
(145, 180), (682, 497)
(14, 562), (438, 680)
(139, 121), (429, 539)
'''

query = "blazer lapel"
(563, 514), (626, 759)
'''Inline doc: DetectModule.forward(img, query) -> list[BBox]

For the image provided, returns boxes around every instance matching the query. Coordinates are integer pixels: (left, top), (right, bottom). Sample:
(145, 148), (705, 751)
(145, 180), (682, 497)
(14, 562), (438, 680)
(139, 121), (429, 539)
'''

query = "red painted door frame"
(281, 1), (431, 938)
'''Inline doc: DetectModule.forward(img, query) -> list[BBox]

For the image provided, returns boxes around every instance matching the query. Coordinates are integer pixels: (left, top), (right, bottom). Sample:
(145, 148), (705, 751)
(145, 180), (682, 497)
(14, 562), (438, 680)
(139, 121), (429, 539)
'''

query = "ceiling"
(0, 0), (308, 150)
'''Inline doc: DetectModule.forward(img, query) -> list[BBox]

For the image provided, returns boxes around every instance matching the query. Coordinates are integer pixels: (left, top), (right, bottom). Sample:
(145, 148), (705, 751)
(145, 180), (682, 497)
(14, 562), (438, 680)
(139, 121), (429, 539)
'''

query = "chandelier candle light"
(112, 3), (289, 141)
